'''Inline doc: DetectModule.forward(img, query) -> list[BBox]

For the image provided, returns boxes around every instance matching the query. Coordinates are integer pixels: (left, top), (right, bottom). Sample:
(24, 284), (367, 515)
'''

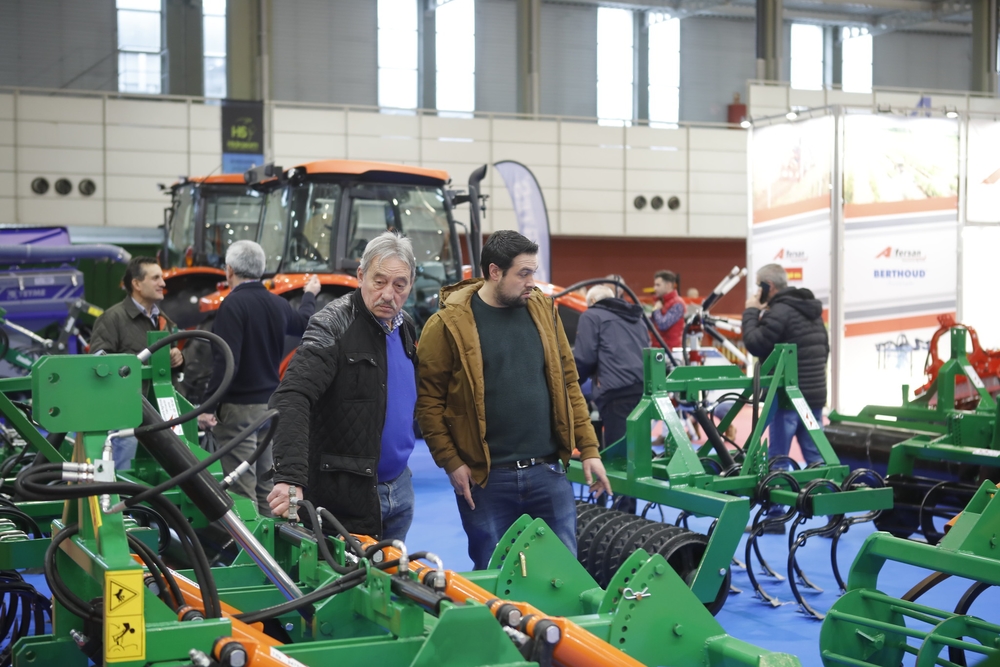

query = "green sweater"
(471, 292), (559, 464)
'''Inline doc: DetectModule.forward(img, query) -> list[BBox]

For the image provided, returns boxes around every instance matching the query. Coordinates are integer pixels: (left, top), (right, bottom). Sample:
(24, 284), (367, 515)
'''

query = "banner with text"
(494, 160), (551, 283)
(221, 100), (265, 175)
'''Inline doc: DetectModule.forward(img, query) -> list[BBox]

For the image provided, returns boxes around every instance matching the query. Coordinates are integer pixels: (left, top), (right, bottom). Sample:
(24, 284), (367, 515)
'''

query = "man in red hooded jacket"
(651, 270), (684, 348)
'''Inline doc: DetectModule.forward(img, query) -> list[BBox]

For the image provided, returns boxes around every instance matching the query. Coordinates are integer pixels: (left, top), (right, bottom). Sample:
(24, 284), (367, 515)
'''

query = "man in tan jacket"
(417, 230), (612, 569)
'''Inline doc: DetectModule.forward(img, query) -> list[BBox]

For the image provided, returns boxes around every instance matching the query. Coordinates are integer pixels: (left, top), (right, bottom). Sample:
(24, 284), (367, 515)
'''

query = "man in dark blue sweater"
(199, 240), (320, 514)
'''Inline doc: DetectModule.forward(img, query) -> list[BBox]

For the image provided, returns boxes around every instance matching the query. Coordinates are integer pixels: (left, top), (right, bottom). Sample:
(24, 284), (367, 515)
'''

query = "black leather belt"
(493, 454), (559, 470)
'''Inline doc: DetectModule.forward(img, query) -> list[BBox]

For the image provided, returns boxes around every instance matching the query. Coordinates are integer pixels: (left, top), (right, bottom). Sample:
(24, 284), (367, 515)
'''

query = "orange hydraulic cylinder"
(168, 569), (282, 648)
(356, 536), (647, 667)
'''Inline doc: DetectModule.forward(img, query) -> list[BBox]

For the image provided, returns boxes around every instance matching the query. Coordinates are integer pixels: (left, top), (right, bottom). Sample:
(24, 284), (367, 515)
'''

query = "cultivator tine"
(787, 514), (824, 592)
(744, 518), (785, 606)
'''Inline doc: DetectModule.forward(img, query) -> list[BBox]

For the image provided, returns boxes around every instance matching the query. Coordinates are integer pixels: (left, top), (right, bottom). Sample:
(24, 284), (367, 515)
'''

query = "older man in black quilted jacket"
(742, 263), (829, 466)
(266, 231), (418, 541)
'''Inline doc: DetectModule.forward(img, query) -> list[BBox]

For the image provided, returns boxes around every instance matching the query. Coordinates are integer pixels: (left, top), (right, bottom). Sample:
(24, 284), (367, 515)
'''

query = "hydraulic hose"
(134, 398), (234, 523)
(220, 411), (280, 490)
(134, 329), (234, 437)
(298, 500), (357, 575)
(18, 465), (221, 619)
(111, 409), (279, 513)
(692, 405), (736, 469)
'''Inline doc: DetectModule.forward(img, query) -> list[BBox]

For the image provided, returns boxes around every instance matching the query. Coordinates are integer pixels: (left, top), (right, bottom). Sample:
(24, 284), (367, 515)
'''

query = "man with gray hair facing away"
(267, 231), (419, 541)
(198, 240), (321, 515)
(742, 263), (829, 467)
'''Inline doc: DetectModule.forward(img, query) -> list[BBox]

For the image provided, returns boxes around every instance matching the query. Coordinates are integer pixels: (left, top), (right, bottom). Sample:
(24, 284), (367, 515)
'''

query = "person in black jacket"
(266, 231), (419, 541)
(574, 284), (648, 449)
(198, 241), (320, 514)
(742, 263), (829, 466)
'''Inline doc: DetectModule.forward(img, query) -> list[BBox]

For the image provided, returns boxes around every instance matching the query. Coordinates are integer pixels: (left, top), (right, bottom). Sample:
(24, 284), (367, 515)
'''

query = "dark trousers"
(599, 392), (643, 447)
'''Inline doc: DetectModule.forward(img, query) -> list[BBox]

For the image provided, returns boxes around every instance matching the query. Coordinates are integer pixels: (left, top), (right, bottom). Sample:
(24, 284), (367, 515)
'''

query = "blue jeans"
(456, 462), (577, 570)
(378, 467), (414, 543)
(112, 435), (138, 471)
(768, 405), (824, 466)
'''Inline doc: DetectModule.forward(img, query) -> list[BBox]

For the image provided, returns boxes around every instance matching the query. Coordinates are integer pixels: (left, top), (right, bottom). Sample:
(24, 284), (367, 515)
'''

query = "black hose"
(234, 568), (366, 624)
(44, 525), (101, 622)
(133, 329), (234, 436)
(122, 409), (278, 509)
(18, 466), (221, 619)
(298, 500), (357, 575)
(219, 411), (280, 490)
(752, 359), (761, 433)
(549, 278), (677, 368)
(127, 532), (185, 611)
(692, 405), (736, 469)
(318, 508), (366, 560)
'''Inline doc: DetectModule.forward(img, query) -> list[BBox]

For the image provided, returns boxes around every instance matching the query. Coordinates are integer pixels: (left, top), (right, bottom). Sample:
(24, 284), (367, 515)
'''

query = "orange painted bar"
(355, 535), (647, 667)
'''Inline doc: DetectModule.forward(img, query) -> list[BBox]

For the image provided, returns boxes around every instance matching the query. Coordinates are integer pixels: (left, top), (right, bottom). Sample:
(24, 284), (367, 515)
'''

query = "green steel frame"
(0, 332), (801, 667)
(829, 328), (1000, 477)
(568, 345), (893, 607)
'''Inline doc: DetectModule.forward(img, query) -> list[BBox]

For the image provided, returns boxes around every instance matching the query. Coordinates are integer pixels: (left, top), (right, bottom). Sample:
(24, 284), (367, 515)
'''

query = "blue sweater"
(207, 281), (317, 404)
(378, 326), (417, 482)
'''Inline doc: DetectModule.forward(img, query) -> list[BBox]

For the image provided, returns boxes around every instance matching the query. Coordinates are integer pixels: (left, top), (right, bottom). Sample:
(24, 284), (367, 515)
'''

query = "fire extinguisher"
(727, 92), (747, 125)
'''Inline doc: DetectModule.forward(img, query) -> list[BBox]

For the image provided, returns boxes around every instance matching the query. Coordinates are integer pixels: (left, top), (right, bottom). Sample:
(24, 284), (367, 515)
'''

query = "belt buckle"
(515, 458), (532, 470)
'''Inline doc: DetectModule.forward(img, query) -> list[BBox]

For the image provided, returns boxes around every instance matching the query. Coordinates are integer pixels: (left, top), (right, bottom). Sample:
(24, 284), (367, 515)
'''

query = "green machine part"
(568, 345), (892, 609)
(820, 481), (1000, 667)
(2, 331), (803, 667)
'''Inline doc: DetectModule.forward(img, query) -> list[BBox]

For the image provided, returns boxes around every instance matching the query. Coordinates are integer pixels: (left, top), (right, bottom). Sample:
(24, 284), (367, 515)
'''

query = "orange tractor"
(159, 174), (264, 328)
(178, 159), (590, 400)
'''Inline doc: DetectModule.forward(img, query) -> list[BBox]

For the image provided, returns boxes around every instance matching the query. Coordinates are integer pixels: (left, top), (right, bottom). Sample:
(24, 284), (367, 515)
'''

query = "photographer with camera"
(742, 263), (829, 467)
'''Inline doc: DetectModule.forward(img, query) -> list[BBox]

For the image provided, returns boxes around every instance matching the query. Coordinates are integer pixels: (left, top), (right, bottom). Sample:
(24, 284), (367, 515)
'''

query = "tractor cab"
(201, 160), (472, 329)
(160, 174), (264, 327)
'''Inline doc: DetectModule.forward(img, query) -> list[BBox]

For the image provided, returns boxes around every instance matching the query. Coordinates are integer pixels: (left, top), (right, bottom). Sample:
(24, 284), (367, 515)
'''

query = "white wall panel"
(19, 198), (104, 225)
(690, 171), (746, 194)
(421, 116), (491, 141)
(189, 154), (223, 175)
(492, 142), (558, 166)
(562, 211), (622, 236)
(18, 147), (102, 174)
(347, 112), (420, 137)
(18, 96), (103, 124)
(560, 122), (624, 146)
(189, 129), (220, 155)
(492, 119), (558, 143)
(560, 189), (622, 213)
(0, 147), (14, 171)
(626, 149), (686, 171)
(560, 167), (622, 190)
(420, 139), (491, 164)
(106, 126), (188, 153)
(560, 145), (624, 169)
(16, 122), (103, 150)
(626, 213), (687, 238)
(0, 95), (14, 120)
(0, 199), (14, 223)
(689, 150), (745, 173)
(273, 134), (345, 161)
(273, 108), (347, 135)
(106, 201), (167, 228)
(105, 151), (189, 177)
(346, 137), (421, 161)
(689, 213), (745, 237)
(189, 105), (220, 129)
(105, 176), (172, 203)
(0, 173), (15, 197)
(626, 170), (686, 192)
(626, 127), (686, 149)
(106, 100), (189, 128)
(689, 128), (746, 151)
(689, 192), (745, 215)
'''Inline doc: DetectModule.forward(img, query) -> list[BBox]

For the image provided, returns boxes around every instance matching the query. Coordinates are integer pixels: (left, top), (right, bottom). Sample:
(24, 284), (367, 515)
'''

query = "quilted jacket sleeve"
(268, 299), (349, 487)
(415, 314), (465, 474)
(741, 306), (786, 360)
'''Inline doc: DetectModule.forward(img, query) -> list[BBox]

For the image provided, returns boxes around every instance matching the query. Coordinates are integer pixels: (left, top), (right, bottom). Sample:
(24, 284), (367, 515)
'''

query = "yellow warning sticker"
(105, 570), (145, 662)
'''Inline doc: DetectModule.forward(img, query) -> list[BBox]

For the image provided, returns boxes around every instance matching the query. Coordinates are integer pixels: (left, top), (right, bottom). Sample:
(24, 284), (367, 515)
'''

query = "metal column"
(421, 3), (437, 110)
(517, 0), (542, 117)
(971, 0), (998, 95)
(755, 0), (783, 82)
(636, 12), (650, 123)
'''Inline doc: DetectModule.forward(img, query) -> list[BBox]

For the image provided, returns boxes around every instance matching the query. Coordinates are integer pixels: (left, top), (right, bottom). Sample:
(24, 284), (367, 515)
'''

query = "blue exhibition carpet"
(407, 440), (1000, 667)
